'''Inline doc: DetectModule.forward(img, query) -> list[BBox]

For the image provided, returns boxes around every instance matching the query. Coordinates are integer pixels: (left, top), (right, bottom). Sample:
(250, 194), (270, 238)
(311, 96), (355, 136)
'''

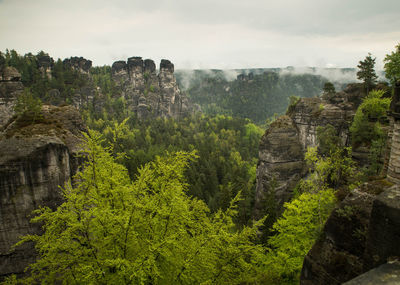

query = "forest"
(176, 69), (328, 124)
(1, 43), (399, 284)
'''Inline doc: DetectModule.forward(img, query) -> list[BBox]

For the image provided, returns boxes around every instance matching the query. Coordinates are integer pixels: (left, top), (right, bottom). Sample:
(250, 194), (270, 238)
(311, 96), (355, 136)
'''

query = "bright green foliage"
(357, 53), (378, 94)
(350, 90), (391, 147)
(384, 43), (400, 84)
(264, 189), (336, 284)
(286, 96), (300, 115)
(301, 146), (356, 191)
(316, 124), (342, 156)
(260, 145), (348, 284)
(14, 88), (43, 122)
(85, 114), (262, 226)
(15, 130), (266, 284)
(350, 89), (390, 177)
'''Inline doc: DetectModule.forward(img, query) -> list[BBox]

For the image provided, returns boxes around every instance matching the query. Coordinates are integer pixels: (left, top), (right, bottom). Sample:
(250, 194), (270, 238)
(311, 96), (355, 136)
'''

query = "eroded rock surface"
(63, 57), (92, 74)
(0, 105), (86, 279)
(255, 90), (357, 216)
(300, 182), (399, 284)
(254, 116), (304, 217)
(111, 57), (192, 118)
(343, 261), (400, 285)
(0, 66), (23, 127)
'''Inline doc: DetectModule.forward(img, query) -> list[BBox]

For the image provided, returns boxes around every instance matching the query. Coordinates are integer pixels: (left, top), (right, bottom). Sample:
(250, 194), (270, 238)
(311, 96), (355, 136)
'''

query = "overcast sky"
(0, 0), (399, 69)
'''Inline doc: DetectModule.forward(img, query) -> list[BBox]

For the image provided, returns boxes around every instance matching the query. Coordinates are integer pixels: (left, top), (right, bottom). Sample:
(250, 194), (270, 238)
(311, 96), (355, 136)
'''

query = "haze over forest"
(1, 0), (400, 284)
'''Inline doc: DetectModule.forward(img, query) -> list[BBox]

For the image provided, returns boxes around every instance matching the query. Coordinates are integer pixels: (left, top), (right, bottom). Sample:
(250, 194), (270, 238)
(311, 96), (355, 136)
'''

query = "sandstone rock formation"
(111, 57), (192, 118)
(254, 116), (305, 218)
(0, 66), (23, 127)
(255, 90), (357, 217)
(300, 83), (400, 284)
(36, 53), (54, 79)
(300, 181), (399, 284)
(63, 56), (92, 74)
(0, 105), (86, 279)
(343, 261), (400, 285)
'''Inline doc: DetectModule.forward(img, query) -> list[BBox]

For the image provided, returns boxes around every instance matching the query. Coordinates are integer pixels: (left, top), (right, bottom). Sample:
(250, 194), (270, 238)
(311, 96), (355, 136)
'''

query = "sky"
(0, 0), (399, 70)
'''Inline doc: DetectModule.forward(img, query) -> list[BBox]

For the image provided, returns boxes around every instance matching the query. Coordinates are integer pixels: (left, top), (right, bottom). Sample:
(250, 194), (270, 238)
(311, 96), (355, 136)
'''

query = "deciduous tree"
(384, 43), (400, 85)
(13, 130), (266, 284)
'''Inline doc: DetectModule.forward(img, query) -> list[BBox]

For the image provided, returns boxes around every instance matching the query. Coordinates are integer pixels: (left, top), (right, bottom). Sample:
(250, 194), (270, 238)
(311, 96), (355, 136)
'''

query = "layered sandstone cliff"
(111, 57), (191, 118)
(0, 66), (23, 127)
(300, 83), (400, 284)
(0, 105), (86, 279)
(254, 87), (357, 217)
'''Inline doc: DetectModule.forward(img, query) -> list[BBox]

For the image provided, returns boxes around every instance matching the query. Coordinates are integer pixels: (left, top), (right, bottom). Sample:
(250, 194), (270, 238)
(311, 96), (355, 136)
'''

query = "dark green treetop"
(357, 53), (378, 94)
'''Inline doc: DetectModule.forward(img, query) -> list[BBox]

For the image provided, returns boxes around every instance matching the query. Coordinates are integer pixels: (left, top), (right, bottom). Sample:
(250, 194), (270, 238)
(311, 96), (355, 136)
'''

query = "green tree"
(357, 53), (378, 94)
(264, 189), (336, 284)
(384, 43), (400, 85)
(316, 124), (341, 156)
(262, 147), (340, 284)
(14, 130), (266, 284)
(14, 88), (43, 123)
(322, 82), (335, 95)
(350, 90), (391, 147)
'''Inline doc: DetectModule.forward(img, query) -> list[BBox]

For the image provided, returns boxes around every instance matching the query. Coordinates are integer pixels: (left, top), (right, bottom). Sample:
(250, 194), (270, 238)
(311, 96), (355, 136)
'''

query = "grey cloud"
(0, 0), (399, 69)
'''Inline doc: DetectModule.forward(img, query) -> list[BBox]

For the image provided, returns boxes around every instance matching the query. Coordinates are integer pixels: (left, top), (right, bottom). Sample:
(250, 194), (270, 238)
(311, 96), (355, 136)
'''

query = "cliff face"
(254, 116), (304, 217)
(254, 89), (357, 216)
(300, 181), (400, 285)
(0, 66), (23, 126)
(0, 105), (86, 278)
(300, 83), (400, 284)
(111, 57), (191, 118)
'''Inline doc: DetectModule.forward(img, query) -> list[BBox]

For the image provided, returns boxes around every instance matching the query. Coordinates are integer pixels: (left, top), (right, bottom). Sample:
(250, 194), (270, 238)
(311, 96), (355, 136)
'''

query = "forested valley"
(0, 43), (399, 284)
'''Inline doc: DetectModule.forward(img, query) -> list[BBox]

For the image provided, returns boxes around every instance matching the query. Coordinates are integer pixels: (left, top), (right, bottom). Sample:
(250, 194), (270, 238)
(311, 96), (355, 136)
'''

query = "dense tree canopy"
(85, 114), (263, 226)
(179, 71), (326, 124)
(350, 90), (391, 147)
(13, 131), (267, 284)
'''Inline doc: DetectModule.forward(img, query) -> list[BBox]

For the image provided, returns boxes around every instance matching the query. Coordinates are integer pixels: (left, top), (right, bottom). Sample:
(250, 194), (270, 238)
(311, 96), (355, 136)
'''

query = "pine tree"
(357, 53), (378, 95)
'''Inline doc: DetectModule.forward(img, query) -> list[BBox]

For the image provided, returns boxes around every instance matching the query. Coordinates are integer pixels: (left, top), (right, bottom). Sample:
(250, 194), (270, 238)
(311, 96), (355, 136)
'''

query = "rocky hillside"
(0, 51), (193, 120)
(0, 105), (86, 279)
(111, 57), (192, 118)
(254, 84), (361, 218)
(300, 83), (400, 284)
(0, 66), (23, 126)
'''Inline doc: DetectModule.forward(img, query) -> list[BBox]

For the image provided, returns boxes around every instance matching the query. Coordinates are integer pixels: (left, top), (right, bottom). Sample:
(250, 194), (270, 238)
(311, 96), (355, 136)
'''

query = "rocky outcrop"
(255, 91), (357, 216)
(300, 83), (400, 284)
(386, 82), (400, 184)
(343, 261), (400, 285)
(254, 116), (305, 218)
(291, 97), (354, 150)
(300, 181), (399, 284)
(63, 57), (92, 74)
(36, 53), (54, 79)
(111, 57), (192, 118)
(0, 66), (23, 127)
(0, 105), (86, 279)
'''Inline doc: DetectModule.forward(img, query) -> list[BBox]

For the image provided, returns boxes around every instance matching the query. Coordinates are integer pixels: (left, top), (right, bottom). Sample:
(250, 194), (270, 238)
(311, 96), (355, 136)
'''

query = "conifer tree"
(357, 53), (378, 94)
